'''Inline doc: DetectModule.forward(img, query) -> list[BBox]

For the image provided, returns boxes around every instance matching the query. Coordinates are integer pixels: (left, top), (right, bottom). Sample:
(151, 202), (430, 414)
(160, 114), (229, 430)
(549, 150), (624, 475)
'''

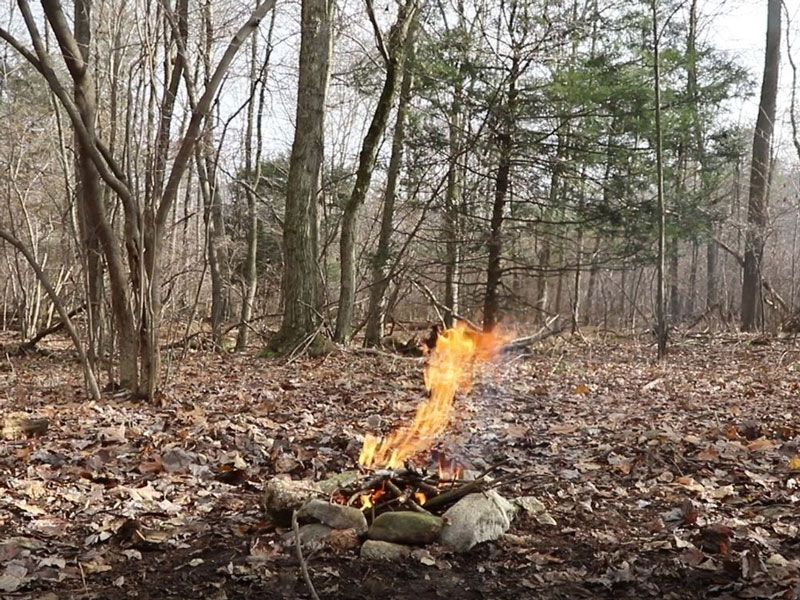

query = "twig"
(77, 560), (88, 592)
(385, 480), (431, 514)
(292, 509), (320, 600)
(422, 478), (486, 511)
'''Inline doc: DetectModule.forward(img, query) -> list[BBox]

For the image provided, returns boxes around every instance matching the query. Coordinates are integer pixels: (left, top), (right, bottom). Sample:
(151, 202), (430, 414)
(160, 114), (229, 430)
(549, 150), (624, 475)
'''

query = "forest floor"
(1, 331), (800, 599)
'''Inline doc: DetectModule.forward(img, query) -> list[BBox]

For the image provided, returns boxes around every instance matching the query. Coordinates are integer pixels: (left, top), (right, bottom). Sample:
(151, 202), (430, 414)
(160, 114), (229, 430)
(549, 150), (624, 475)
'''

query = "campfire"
(264, 322), (552, 567)
(352, 323), (506, 513)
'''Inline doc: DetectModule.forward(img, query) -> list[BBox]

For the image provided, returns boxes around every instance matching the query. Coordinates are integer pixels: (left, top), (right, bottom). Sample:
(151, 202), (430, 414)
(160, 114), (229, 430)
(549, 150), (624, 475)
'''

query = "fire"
(437, 453), (464, 481)
(359, 323), (504, 470)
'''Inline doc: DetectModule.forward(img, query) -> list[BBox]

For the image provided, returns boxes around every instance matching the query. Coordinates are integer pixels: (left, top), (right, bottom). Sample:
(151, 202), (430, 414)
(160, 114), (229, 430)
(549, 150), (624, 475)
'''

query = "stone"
(328, 528), (361, 551)
(318, 471), (361, 494)
(281, 523), (332, 552)
(514, 496), (546, 515)
(440, 490), (517, 553)
(264, 477), (321, 516)
(298, 500), (368, 534)
(367, 512), (443, 545)
(536, 512), (557, 526)
(360, 540), (412, 561)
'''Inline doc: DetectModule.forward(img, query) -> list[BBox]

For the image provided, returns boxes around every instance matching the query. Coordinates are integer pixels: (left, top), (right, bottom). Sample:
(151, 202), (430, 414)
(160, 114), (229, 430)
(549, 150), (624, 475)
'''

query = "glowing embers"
(359, 323), (504, 470)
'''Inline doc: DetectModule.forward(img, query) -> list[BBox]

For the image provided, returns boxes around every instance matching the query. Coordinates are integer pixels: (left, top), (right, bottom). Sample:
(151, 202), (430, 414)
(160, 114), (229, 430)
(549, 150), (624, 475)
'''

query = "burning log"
(419, 478), (486, 512)
(385, 480), (431, 514)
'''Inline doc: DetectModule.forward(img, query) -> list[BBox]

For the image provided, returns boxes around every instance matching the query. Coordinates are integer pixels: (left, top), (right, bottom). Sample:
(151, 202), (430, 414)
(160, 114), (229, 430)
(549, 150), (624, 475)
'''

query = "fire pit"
(264, 324), (554, 560)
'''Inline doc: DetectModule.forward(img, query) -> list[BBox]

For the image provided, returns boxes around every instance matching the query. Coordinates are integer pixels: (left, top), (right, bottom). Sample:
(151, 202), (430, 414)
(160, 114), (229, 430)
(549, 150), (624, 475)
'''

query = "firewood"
(385, 480), (431, 514)
(420, 479), (486, 512)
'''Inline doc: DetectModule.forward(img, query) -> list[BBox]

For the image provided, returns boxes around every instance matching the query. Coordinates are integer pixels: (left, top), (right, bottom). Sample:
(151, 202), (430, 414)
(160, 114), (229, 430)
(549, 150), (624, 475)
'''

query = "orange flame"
(437, 454), (464, 481)
(359, 323), (504, 470)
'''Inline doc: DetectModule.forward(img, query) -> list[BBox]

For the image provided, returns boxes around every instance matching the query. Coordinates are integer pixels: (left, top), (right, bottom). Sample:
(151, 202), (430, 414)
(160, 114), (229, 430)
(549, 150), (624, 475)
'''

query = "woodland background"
(0, 0), (798, 398)
(2, 2), (800, 598)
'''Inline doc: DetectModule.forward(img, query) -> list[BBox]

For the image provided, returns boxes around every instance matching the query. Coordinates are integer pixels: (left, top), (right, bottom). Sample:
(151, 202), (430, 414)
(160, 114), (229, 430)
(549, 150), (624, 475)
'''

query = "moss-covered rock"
(367, 512), (443, 545)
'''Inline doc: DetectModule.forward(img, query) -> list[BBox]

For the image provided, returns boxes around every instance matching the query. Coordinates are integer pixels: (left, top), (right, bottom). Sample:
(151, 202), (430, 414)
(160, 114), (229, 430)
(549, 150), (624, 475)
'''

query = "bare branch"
(365, 0), (390, 64)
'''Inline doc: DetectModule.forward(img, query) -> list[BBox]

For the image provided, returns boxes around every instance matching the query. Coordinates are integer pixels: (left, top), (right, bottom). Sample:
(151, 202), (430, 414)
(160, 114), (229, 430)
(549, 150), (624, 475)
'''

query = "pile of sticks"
(335, 463), (514, 519)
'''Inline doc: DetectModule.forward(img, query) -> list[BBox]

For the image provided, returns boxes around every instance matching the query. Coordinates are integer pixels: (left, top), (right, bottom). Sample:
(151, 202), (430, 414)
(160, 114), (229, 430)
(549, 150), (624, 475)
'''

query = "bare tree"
(741, 0), (781, 331)
(334, 0), (419, 344)
(270, 0), (334, 353)
(364, 14), (418, 347)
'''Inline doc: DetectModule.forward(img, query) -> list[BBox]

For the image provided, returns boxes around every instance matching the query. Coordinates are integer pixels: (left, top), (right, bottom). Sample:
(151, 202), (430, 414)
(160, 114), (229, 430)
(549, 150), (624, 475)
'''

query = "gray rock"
(360, 540), (412, 561)
(264, 477), (321, 515)
(298, 499), (368, 534)
(318, 471), (361, 494)
(536, 512), (557, 526)
(367, 512), (443, 545)
(440, 490), (517, 553)
(282, 523), (332, 552)
(514, 495), (546, 515)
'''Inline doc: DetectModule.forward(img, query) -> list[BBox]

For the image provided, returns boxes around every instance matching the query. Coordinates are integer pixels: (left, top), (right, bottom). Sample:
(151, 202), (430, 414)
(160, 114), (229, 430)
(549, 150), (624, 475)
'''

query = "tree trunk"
(742, 0), (781, 331)
(334, 0), (417, 344)
(707, 237), (718, 308)
(73, 0), (103, 373)
(40, 0), (140, 390)
(443, 76), (464, 329)
(652, 0), (667, 358)
(687, 240), (698, 315)
(364, 15), (417, 347)
(669, 233), (679, 319)
(237, 10), (275, 351)
(483, 48), (518, 331)
(270, 0), (333, 351)
(584, 238), (601, 325)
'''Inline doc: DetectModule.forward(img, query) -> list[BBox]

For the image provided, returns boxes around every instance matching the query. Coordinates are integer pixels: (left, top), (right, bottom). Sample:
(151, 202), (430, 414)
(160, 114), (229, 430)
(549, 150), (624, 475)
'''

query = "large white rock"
(440, 490), (517, 553)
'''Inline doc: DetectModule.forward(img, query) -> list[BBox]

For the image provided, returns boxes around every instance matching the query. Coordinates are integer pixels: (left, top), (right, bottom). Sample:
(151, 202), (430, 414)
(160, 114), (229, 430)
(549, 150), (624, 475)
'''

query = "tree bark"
(237, 9), (275, 351)
(39, 0), (140, 389)
(334, 0), (417, 344)
(270, 0), (333, 351)
(483, 50), (518, 331)
(741, 0), (781, 331)
(364, 15), (417, 347)
(73, 0), (103, 373)
(652, 0), (667, 358)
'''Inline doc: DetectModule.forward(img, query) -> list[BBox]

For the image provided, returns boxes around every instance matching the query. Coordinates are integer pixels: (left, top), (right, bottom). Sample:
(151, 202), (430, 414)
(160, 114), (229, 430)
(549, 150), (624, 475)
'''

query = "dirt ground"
(1, 333), (799, 599)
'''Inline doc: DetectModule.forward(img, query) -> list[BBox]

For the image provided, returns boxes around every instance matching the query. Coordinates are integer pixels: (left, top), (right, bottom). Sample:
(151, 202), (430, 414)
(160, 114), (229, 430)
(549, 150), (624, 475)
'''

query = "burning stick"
(385, 480), (431, 515)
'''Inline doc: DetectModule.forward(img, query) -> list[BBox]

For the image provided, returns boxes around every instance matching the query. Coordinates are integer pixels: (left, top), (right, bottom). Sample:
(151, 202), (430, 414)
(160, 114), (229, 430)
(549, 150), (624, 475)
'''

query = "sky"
(709, 0), (800, 156)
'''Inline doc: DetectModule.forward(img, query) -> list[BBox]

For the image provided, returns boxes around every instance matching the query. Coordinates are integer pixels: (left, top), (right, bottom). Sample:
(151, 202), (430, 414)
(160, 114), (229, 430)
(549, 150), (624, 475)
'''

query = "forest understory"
(1, 333), (800, 600)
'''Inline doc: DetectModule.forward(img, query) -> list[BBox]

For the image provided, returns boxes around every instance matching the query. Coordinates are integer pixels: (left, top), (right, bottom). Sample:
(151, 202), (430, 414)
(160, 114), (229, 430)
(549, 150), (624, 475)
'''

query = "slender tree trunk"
(669, 232), (679, 319)
(483, 53), (518, 331)
(40, 0), (140, 389)
(571, 229), (583, 334)
(443, 82), (464, 329)
(584, 238), (600, 325)
(74, 0), (103, 374)
(742, 0), (781, 331)
(237, 9), (275, 350)
(364, 15), (417, 347)
(652, 0), (667, 358)
(707, 236), (718, 308)
(271, 0), (333, 351)
(334, 0), (417, 344)
(688, 239), (698, 315)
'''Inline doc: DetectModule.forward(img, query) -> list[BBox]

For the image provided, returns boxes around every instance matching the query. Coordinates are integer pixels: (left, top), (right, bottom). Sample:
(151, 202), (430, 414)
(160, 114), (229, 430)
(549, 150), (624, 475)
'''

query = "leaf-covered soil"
(1, 333), (800, 599)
